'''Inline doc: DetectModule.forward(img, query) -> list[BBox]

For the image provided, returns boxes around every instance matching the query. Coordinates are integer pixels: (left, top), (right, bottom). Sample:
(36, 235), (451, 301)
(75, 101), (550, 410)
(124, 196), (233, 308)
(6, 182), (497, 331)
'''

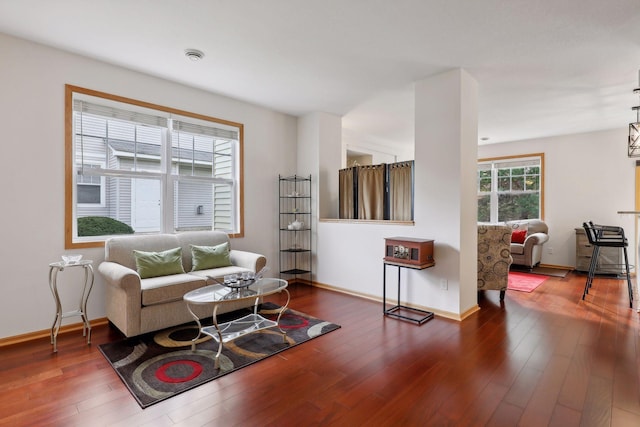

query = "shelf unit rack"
(278, 174), (312, 284)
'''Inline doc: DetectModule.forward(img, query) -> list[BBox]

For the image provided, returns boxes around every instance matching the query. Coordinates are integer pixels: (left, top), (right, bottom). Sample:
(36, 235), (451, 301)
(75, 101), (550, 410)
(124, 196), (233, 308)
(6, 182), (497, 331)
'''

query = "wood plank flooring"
(1, 272), (639, 426)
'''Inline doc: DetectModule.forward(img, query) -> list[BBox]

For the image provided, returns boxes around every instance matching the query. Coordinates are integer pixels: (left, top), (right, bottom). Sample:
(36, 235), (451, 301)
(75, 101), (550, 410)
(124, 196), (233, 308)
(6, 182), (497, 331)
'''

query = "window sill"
(319, 218), (415, 226)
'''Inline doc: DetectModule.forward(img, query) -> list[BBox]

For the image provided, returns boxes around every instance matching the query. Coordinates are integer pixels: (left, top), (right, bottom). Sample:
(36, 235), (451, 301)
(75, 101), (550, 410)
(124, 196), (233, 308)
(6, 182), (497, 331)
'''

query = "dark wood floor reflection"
(1, 272), (639, 426)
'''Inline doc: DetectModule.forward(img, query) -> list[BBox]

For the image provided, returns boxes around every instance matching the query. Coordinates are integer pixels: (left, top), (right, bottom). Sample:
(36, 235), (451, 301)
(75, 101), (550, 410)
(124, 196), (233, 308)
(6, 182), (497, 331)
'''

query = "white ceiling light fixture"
(184, 48), (205, 62)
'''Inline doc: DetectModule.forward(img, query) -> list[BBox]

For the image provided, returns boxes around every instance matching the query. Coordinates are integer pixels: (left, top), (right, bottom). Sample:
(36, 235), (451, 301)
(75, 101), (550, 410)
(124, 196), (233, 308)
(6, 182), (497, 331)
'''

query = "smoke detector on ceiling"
(184, 49), (205, 62)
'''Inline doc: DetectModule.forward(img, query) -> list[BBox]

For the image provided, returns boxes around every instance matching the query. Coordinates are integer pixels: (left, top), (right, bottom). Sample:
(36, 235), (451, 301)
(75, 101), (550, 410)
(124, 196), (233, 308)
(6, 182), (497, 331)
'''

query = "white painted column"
(297, 112), (342, 281)
(414, 69), (479, 314)
(297, 112), (342, 219)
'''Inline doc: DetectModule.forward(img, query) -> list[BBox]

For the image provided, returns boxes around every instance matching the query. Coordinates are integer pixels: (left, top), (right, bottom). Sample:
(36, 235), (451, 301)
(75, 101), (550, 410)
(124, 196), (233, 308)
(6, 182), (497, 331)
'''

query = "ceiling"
(1, 0), (639, 149)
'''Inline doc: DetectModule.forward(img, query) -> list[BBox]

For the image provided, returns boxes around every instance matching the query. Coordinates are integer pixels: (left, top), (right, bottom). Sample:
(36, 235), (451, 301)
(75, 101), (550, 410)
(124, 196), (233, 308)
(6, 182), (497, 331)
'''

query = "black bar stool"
(582, 221), (633, 308)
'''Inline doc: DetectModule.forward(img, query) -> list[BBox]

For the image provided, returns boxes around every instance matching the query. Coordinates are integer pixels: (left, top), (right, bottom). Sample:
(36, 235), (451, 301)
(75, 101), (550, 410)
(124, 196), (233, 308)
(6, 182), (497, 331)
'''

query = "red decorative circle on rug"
(275, 313), (309, 329)
(155, 360), (203, 383)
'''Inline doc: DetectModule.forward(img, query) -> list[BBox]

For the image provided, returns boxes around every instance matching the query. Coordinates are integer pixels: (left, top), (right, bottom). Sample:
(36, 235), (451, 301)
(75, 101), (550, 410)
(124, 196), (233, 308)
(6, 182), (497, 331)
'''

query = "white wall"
(316, 69), (479, 319)
(342, 128), (414, 165)
(478, 128), (636, 269)
(316, 99), (635, 319)
(0, 33), (297, 339)
(343, 140), (399, 165)
(298, 113), (342, 219)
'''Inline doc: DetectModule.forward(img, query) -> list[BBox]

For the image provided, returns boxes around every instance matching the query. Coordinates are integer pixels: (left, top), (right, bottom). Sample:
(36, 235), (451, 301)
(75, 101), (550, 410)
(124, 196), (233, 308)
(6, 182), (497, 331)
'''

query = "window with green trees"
(477, 154), (543, 223)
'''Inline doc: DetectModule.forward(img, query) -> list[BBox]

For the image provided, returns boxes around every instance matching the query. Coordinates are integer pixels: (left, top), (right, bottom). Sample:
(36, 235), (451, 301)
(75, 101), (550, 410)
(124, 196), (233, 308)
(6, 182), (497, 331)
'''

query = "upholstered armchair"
(507, 219), (549, 268)
(478, 224), (513, 301)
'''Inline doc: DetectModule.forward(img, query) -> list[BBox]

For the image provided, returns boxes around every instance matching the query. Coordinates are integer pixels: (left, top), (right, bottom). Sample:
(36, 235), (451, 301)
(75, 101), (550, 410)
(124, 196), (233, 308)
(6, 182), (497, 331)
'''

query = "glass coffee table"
(183, 278), (289, 369)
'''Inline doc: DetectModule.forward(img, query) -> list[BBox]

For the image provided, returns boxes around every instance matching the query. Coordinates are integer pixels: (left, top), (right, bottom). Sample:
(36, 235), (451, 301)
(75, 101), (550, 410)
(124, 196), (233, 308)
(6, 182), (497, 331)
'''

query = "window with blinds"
(477, 154), (544, 223)
(65, 85), (243, 247)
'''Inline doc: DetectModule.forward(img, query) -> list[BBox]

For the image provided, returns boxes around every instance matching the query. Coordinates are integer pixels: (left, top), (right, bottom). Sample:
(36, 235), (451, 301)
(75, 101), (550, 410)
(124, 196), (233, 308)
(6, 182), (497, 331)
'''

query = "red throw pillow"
(511, 229), (527, 244)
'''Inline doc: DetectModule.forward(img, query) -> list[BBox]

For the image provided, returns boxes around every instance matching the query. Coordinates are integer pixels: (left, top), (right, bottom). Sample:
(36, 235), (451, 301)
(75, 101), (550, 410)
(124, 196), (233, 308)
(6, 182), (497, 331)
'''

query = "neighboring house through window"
(477, 153), (544, 223)
(65, 85), (244, 248)
(76, 163), (105, 206)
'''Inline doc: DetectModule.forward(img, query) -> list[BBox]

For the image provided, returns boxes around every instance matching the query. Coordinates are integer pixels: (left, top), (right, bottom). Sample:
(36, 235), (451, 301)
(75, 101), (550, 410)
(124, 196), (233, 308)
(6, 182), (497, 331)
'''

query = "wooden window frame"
(65, 85), (244, 249)
(478, 153), (545, 222)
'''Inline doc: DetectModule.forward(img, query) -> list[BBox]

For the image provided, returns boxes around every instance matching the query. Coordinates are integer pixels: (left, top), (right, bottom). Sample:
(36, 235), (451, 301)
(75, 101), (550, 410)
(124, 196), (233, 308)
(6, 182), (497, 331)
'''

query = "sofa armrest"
(524, 232), (549, 247)
(98, 261), (143, 337)
(98, 261), (141, 292)
(230, 250), (267, 273)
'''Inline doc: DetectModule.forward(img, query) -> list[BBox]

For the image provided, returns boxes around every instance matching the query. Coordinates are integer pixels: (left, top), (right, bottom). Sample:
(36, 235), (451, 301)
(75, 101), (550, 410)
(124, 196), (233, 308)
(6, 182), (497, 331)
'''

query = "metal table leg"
(48, 261), (94, 352)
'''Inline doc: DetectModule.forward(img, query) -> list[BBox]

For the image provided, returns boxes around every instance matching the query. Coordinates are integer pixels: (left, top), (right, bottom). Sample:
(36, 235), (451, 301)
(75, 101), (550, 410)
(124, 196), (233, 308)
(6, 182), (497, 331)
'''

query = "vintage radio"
(384, 237), (435, 269)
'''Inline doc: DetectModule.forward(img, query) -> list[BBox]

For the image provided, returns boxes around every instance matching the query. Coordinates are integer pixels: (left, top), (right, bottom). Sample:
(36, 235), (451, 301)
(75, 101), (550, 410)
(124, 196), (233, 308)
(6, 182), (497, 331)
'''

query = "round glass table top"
(184, 278), (288, 304)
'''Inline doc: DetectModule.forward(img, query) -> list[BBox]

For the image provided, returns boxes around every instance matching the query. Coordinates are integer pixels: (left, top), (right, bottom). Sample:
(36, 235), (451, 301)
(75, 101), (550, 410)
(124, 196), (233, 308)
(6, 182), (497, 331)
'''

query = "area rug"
(510, 265), (571, 278)
(98, 302), (340, 408)
(508, 271), (549, 293)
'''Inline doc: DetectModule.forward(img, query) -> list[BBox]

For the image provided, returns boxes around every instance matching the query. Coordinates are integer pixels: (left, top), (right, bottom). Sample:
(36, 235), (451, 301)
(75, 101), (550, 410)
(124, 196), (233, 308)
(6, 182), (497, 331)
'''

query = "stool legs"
(583, 244), (633, 308)
(583, 245), (600, 300)
(622, 247), (633, 308)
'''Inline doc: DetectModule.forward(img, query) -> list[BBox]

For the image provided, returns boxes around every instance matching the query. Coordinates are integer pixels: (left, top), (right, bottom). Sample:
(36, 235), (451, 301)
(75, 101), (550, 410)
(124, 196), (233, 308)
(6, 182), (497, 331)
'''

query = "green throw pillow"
(133, 247), (185, 279)
(191, 242), (232, 271)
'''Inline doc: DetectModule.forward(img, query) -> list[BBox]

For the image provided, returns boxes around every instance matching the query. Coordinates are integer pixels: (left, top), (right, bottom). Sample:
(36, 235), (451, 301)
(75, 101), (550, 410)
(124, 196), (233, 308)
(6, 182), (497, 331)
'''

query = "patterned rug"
(98, 303), (340, 408)
(508, 271), (549, 292)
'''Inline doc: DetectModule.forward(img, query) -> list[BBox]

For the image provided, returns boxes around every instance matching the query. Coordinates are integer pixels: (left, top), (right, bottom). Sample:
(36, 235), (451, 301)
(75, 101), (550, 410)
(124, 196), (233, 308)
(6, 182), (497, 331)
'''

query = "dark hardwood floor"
(1, 272), (639, 426)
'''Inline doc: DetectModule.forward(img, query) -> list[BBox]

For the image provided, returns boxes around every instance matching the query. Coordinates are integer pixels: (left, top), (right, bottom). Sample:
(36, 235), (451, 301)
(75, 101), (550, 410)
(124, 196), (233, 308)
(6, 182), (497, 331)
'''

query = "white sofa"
(98, 231), (266, 337)
(507, 219), (549, 268)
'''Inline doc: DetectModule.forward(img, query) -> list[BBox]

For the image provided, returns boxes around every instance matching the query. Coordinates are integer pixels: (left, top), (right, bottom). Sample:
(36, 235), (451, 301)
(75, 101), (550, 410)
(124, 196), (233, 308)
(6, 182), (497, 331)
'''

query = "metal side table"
(48, 260), (94, 352)
(383, 261), (435, 324)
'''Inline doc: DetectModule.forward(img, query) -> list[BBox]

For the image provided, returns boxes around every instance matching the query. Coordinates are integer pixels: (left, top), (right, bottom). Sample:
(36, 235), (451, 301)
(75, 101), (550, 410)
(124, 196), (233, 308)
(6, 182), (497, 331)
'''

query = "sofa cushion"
(134, 247), (185, 279)
(510, 243), (525, 255)
(511, 229), (527, 244)
(191, 242), (232, 271)
(105, 234), (181, 271)
(189, 265), (254, 283)
(177, 231), (231, 272)
(507, 219), (548, 235)
(140, 273), (206, 306)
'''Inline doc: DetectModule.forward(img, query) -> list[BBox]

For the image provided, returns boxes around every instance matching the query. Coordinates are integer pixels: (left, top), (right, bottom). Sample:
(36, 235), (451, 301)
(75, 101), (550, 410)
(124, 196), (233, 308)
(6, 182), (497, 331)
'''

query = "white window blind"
(68, 87), (243, 245)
